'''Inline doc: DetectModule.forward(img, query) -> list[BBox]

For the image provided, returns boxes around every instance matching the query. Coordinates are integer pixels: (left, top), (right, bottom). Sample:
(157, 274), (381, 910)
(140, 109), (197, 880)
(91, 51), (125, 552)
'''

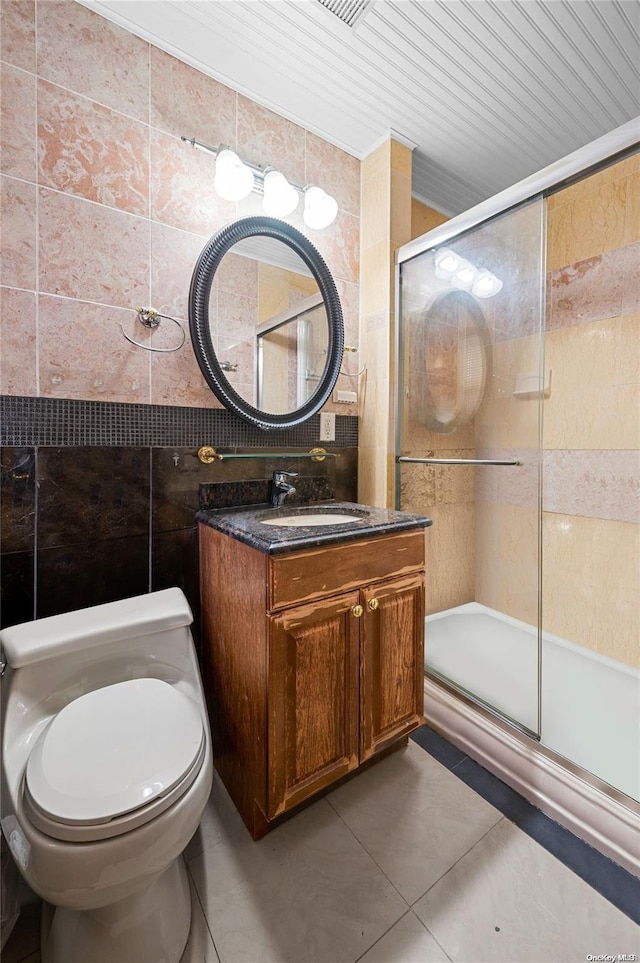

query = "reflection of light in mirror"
(454, 260), (475, 288)
(435, 249), (461, 277)
(472, 270), (503, 298)
(434, 247), (502, 298)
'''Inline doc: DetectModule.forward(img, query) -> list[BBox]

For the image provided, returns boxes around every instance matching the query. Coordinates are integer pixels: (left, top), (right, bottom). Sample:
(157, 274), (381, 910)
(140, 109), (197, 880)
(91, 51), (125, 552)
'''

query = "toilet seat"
(23, 678), (206, 843)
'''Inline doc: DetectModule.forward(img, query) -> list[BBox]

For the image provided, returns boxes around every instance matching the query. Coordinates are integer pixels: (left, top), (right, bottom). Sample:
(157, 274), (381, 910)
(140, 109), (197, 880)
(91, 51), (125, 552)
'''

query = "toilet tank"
(0, 588), (193, 668)
(0, 589), (205, 810)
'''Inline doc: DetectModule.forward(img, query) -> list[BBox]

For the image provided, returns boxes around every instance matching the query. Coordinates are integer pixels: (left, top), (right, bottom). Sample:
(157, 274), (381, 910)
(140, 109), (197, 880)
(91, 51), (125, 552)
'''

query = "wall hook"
(120, 306), (186, 353)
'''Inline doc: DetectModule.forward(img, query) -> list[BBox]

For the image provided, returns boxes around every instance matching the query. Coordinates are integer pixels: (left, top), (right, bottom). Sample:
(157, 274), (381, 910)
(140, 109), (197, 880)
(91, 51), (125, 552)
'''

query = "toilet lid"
(25, 679), (205, 828)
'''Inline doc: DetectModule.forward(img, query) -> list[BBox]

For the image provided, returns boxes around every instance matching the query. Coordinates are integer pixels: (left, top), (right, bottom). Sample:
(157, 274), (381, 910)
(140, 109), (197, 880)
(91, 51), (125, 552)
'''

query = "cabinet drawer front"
(268, 530), (425, 611)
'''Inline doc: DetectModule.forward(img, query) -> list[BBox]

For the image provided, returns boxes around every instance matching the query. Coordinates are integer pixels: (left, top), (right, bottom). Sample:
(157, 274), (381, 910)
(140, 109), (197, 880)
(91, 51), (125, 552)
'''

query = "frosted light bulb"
(303, 186), (338, 230)
(214, 149), (254, 201)
(263, 170), (299, 217)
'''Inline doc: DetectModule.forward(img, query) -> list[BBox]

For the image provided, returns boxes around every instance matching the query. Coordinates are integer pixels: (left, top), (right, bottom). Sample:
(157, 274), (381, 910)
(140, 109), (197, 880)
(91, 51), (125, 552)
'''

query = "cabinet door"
(360, 572), (425, 761)
(268, 591), (361, 818)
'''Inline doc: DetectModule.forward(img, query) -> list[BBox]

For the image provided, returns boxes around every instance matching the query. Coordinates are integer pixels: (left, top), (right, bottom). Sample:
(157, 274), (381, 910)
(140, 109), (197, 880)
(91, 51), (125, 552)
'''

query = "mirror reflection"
(257, 295), (328, 414)
(413, 289), (491, 432)
(206, 237), (329, 416)
(189, 215), (344, 430)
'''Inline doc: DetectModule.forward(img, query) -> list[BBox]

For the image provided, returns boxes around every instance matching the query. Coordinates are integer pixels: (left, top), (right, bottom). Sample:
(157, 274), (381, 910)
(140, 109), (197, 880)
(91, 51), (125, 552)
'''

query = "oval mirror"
(416, 289), (491, 433)
(189, 216), (344, 430)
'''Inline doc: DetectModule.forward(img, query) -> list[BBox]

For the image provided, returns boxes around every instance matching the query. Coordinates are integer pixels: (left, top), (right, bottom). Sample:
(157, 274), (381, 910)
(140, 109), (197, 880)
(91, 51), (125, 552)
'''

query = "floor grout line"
(323, 794), (415, 960)
(412, 910), (455, 963)
(409, 815), (507, 908)
(450, 755), (469, 771)
(350, 907), (413, 963)
(185, 860), (222, 963)
(325, 794), (412, 910)
(324, 779), (505, 963)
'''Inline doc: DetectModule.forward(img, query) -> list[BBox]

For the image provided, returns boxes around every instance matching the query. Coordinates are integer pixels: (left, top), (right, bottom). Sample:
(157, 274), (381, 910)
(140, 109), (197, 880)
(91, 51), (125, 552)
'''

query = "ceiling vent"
(316, 0), (372, 29)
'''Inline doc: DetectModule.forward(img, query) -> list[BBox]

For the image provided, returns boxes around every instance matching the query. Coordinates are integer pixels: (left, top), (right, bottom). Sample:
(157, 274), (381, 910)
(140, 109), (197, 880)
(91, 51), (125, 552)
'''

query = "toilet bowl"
(0, 588), (214, 963)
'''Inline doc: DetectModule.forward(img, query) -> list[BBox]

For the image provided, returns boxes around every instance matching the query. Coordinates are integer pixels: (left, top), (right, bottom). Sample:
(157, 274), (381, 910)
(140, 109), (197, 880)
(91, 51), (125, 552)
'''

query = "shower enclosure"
(395, 122), (639, 867)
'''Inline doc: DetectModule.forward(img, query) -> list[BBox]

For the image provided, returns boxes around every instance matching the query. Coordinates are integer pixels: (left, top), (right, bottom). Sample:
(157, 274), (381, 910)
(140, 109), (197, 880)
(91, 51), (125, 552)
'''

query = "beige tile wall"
(475, 334), (542, 451)
(0, 0), (360, 413)
(475, 502), (539, 628)
(358, 139), (412, 508)
(542, 153), (639, 667)
(547, 152), (640, 271)
(401, 455), (476, 615)
(411, 198), (449, 239)
(542, 513), (639, 668)
(543, 313), (639, 451)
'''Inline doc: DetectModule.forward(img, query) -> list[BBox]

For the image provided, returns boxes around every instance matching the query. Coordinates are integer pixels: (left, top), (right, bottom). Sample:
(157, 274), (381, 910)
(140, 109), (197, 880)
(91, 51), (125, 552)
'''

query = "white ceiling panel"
(80, 0), (640, 215)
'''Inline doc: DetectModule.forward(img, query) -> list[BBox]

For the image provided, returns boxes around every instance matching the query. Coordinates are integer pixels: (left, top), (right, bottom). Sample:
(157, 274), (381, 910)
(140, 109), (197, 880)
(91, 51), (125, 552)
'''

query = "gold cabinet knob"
(351, 604), (364, 618)
(368, 598), (379, 611)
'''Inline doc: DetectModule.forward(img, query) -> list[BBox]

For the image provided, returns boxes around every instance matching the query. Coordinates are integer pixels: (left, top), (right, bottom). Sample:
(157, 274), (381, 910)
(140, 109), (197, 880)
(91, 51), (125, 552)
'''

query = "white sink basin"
(259, 512), (363, 527)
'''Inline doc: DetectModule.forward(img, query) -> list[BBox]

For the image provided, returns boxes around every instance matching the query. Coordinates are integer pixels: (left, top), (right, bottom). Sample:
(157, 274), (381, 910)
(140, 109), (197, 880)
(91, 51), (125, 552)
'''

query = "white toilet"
(0, 588), (213, 963)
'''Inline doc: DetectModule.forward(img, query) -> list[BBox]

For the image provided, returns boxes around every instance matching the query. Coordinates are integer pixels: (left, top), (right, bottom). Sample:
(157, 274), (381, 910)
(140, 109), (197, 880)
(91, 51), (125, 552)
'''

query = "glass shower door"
(397, 197), (545, 737)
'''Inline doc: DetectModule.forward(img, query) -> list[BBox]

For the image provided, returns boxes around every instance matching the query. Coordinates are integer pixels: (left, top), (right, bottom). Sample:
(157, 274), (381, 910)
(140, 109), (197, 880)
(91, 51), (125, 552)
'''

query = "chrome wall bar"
(397, 456), (521, 466)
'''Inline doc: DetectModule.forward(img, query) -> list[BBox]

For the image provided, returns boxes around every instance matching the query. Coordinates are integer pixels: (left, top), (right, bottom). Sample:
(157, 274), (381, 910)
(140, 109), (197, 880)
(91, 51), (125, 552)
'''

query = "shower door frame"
(394, 118), (640, 743)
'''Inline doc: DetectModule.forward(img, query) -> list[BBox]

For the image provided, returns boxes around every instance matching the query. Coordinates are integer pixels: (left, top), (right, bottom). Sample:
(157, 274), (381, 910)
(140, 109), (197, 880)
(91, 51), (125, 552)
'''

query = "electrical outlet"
(319, 412), (335, 442)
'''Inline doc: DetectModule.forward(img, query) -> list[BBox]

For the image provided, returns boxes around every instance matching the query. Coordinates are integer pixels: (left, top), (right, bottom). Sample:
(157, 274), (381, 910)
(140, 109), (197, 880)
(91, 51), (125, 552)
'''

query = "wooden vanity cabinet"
(199, 524), (425, 839)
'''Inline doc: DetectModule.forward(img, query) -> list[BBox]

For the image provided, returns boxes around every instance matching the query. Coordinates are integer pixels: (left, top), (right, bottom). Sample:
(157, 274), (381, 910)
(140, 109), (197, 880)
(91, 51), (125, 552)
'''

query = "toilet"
(0, 588), (213, 963)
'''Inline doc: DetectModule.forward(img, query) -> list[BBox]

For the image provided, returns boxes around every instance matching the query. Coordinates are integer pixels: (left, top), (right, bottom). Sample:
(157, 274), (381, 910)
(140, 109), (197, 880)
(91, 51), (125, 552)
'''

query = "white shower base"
(426, 602), (640, 803)
(424, 603), (640, 876)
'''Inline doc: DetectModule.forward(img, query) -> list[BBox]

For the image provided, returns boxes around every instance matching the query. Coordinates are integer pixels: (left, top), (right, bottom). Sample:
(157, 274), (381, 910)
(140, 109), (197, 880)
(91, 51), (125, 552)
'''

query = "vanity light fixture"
(434, 247), (503, 298)
(181, 136), (338, 228)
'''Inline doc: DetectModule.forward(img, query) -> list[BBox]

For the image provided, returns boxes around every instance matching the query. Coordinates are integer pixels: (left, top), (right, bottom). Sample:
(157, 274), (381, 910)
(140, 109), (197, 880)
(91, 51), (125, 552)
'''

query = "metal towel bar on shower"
(397, 456), (522, 466)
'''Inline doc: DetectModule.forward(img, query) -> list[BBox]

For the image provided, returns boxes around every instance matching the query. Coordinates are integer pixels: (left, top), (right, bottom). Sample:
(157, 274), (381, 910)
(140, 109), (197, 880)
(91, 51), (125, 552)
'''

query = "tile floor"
(3, 729), (639, 963)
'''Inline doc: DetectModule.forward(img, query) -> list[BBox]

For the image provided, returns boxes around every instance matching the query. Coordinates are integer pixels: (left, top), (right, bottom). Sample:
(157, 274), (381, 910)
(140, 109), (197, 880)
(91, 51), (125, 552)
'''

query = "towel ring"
(120, 307), (186, 353)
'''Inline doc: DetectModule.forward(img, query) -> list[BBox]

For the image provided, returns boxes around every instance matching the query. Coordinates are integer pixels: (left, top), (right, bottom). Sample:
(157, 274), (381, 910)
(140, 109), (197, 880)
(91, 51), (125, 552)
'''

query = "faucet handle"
(274, 470), (298, 483)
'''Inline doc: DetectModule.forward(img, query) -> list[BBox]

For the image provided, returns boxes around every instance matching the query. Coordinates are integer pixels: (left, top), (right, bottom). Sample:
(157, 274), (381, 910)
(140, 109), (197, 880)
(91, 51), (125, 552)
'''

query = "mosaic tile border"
(0, 397), (358, 449)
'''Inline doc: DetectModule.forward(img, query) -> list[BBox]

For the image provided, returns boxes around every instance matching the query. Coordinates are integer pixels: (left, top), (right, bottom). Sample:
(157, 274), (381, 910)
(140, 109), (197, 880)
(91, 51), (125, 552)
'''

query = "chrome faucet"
(271, 470), (298, 507)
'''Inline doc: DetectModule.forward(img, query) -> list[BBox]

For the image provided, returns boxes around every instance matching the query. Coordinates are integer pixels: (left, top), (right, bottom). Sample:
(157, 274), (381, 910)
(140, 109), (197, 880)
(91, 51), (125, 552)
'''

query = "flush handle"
(351, 604), (363, 619)
(368, 598), (379, 611)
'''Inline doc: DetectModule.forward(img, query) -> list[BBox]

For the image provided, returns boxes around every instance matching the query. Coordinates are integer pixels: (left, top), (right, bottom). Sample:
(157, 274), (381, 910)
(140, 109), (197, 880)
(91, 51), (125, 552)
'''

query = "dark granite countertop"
(196, 501), (432, 555)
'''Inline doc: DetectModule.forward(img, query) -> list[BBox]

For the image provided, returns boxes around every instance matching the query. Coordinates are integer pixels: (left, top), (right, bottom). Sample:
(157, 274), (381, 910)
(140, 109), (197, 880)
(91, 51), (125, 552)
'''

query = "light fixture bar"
(182, 135), (338, 228)
(181, 136), (307, 193)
